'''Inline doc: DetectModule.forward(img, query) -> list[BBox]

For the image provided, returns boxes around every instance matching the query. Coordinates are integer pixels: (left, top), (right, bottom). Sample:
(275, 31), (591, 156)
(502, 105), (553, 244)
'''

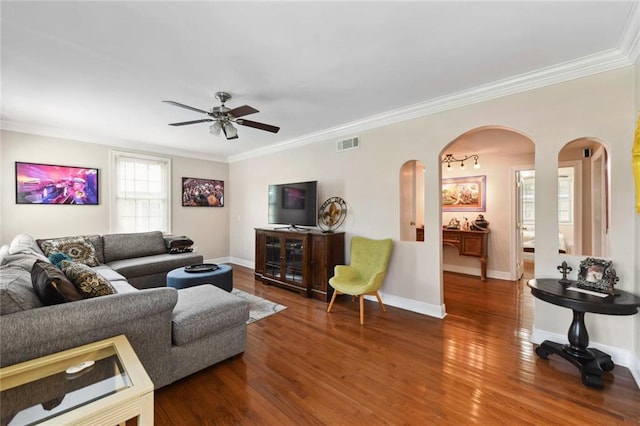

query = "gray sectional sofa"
(0, 231), (249, 389)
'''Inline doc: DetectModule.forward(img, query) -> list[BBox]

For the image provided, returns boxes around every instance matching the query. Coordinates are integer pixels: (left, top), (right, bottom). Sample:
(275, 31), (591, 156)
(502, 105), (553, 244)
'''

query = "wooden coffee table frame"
(0, 334), (154, 425)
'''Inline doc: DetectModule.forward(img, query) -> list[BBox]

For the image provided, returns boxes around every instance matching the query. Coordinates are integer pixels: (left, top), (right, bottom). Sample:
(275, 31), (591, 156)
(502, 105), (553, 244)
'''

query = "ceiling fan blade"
(236, 119), (280, 133)
(169, 119), (213, 126)
(163, 100), (209, 115)
(227, 105), (259, 118)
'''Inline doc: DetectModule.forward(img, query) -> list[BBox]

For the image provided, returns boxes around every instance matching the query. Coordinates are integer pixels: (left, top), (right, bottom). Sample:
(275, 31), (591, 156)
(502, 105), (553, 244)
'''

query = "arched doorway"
(440, 126), (536, 308)
(557, 137), (610, 257)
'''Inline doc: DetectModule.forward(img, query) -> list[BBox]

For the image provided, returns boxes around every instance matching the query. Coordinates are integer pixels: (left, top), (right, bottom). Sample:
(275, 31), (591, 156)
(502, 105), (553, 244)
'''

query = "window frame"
(109, 150), (172, 234)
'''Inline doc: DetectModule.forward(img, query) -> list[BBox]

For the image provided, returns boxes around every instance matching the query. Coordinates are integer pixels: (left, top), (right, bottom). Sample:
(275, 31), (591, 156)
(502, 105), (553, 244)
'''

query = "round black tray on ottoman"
(167, 264), (233, 292)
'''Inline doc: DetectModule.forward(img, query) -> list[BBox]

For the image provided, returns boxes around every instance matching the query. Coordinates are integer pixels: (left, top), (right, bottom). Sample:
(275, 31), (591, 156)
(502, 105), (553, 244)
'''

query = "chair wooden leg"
(359, 295), (365, 325)
(374, 291), (386, 312)
(327, 290), (339, 313)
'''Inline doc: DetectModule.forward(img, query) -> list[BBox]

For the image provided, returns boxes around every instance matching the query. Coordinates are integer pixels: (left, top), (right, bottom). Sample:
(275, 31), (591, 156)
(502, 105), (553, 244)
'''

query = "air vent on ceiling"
(337, 136), (360, 152)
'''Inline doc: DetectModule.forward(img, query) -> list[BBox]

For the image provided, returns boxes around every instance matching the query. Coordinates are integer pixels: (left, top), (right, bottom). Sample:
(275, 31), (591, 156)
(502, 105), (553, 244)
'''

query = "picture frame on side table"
(576, 257), (619, 295)
(441, 175), (486, 212)
(182, 177), (224, 207)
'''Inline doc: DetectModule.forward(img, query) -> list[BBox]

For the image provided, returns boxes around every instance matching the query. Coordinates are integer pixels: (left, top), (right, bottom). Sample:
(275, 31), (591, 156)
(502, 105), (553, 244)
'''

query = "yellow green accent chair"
(326, 236), (393, 325)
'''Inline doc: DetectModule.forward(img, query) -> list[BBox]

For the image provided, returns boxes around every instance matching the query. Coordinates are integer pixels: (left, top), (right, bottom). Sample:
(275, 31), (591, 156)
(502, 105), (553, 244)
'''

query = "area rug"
(231, 289), (287, 324)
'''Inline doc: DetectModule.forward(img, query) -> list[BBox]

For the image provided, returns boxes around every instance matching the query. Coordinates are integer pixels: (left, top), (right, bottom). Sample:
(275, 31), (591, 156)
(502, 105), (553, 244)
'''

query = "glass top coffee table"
(0, 334), (153, 425)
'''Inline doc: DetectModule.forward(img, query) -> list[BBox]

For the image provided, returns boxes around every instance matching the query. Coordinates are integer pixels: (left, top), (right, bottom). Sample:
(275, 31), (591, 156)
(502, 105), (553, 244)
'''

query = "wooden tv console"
(254, 228), (345, 302)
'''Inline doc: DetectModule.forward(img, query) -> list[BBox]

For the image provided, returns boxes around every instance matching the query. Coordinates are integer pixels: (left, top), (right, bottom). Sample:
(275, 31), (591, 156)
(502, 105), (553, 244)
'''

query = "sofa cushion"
(91, 265), (127, 282)
(60, 261), (116, 298)
(171, 285), (249, 346)
(86, 235), (104, 264)
(102, 231), (166, 263)
(0, 265), (43, 314)
(38, 236), (99, 267)
(106, 253), (201, 279)
(31, 260), (83, 305)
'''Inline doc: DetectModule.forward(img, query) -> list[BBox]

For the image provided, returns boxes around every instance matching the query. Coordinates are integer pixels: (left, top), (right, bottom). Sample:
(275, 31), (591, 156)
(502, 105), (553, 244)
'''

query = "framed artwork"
(15, 161), (99, 205)
(441, 175), (486, 212)
(182, 177), (224, 207)
(576, 257), (618, 295)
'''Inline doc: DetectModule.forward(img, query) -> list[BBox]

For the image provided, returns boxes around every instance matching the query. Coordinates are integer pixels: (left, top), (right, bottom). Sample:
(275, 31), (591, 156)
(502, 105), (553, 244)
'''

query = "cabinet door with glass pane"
(258, 230), (309, 293)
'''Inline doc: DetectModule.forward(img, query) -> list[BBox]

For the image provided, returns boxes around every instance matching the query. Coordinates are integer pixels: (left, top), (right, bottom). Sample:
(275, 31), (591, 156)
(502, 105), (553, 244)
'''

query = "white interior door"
(591, 150), (609, 256)
(400, 161), (417, 241)
(515, 171), (524, 279)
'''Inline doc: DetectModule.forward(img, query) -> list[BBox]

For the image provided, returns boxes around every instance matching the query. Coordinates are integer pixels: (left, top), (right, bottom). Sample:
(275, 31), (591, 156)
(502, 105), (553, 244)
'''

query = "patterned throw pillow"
(39, 236), (99, 267)
(60, 260), (116, 298)
(31, 260), (83, 305)
(48, 252), (72, 268)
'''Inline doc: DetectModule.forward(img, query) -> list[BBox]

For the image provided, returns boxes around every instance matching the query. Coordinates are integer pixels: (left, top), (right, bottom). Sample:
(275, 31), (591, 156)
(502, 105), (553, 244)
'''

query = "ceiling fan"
(163, 91), (280, 140)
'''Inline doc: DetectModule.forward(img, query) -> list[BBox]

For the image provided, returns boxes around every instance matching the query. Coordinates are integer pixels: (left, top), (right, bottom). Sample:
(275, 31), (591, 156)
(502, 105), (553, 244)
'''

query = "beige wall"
(230, 66), (637, 353)
(0, 131), (229, 261)
(1, 66), (637, 372)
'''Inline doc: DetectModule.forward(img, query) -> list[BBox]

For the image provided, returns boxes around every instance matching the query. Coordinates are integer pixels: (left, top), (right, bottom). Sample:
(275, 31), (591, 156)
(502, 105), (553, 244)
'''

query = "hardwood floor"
(153, 265), (640, 425)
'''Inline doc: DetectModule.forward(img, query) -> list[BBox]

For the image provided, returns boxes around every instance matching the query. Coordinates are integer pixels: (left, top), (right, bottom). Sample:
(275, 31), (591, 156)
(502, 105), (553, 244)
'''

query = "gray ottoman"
(172, 285), (249, 347)
(166, 264), (233, 292)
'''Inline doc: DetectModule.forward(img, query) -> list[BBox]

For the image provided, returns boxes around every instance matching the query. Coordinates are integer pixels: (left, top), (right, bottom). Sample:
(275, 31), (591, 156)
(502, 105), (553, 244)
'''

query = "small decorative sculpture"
(462, 217), (470, 231)
(317, 197), (347, 233)
(557, 261), (572, 285)
(446, 217), (460, 229)
(470, 214), (489, 231)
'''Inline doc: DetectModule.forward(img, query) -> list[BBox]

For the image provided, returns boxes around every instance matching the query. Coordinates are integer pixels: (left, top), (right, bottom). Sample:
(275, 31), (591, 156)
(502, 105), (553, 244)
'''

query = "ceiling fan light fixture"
(164, 91), (279, 139)
(209, 122), (222, 136)
(222, 122), (238, 140)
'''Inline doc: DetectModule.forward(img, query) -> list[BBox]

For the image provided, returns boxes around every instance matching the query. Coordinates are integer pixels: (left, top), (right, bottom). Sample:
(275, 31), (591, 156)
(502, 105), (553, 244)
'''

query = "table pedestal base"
(535, 340), (614, 389)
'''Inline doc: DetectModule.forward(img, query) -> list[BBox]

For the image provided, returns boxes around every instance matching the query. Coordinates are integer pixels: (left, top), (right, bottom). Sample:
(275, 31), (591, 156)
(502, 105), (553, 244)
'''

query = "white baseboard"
(443, 264), (512, 281)
(631, 354), (640, 390)
(531, 327), (640, 389)
(223, 257), (254, 269)
(364, 292), (446, 319)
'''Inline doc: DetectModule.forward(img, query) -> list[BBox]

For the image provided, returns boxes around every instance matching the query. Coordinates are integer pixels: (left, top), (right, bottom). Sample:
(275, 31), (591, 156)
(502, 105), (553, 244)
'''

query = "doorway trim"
(511, 164), (534, 281)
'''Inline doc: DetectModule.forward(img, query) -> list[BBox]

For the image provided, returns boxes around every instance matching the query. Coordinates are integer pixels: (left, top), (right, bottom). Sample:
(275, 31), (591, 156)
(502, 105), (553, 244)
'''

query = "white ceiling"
(2, 1), (639, 162)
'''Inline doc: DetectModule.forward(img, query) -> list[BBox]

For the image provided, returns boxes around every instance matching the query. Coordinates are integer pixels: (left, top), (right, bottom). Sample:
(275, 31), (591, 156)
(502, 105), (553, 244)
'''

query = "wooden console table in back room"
(442, 229), (489, 281)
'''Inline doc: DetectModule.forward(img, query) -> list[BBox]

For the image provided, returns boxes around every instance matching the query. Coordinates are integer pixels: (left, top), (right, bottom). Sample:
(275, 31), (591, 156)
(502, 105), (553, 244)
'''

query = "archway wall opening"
(440, 126), (535, 281)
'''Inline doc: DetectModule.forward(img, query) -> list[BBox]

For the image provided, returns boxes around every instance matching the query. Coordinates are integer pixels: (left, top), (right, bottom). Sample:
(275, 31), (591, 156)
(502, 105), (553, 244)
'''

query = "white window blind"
(111, 151), (171, 233)
(558, 175), (573, 224)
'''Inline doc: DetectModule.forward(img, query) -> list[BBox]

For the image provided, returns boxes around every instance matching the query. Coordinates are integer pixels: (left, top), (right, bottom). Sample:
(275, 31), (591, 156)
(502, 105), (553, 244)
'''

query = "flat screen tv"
(15, 161), (99, 205)
(268, 181), (317, 228)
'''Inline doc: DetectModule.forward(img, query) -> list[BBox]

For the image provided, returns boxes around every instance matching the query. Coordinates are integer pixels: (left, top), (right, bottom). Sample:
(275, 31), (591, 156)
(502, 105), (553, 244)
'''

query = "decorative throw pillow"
(39, 236), (99, 267)
(60, 260), (116, 298)
(31, 260), (83, 305)
(48, 252), (72, 268)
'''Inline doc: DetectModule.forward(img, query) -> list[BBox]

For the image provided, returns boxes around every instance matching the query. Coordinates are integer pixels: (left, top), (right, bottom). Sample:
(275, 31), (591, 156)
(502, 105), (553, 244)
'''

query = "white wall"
(230, 67), (637, 352)
(0, 130), (230, 261)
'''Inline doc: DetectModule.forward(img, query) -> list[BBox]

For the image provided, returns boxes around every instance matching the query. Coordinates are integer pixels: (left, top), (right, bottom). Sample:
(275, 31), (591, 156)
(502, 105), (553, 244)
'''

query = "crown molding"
(230, 49), (632, 163)
(619, 1), (640, 64)
(0, 120), (228, 163)
(231, 5), (640, 163)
